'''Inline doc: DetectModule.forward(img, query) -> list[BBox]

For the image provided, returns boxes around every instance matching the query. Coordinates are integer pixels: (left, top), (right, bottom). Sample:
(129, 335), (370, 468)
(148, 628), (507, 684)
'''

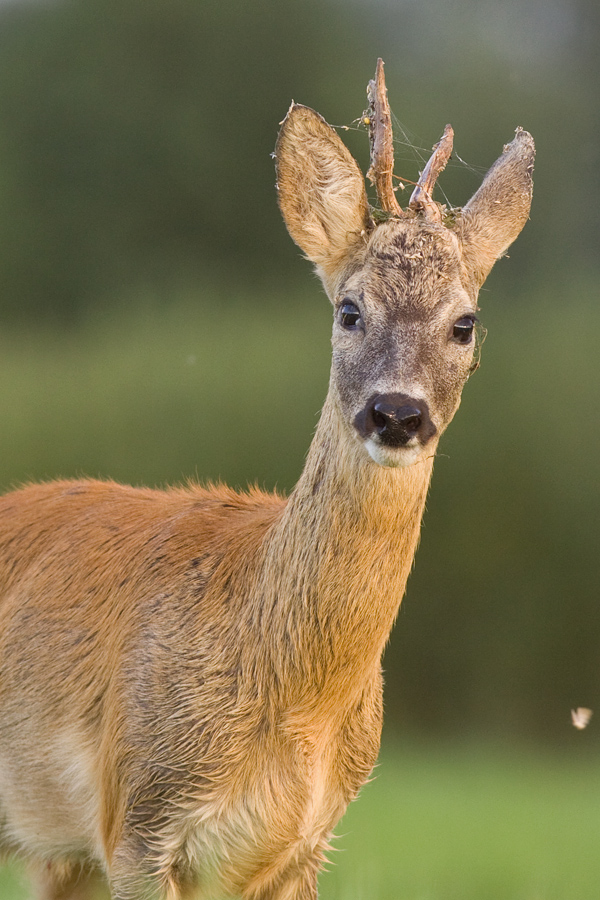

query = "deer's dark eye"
(452, 316), (476, 344)
(339, 301), (362, 330)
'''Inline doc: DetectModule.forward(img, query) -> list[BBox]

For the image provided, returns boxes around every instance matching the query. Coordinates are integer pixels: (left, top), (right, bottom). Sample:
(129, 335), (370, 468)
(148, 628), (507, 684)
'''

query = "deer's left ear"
(275, 103), (372, 285)
(456, 128), (535, 288)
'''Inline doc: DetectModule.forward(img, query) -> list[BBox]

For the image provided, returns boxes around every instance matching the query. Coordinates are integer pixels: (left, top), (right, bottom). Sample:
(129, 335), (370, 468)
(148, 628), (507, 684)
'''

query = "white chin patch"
(364, 438), (425, 469)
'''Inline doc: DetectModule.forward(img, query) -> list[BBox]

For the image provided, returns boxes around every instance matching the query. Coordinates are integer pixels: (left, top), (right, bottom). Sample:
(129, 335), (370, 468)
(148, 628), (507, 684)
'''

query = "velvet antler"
(366, 59), (404, 217)
(409, 124), (454, 223)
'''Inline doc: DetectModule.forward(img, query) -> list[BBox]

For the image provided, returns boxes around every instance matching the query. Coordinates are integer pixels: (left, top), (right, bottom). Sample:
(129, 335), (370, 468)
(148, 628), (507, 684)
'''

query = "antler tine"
(409, 124), (454, 224)
(366, 59), (404, 218)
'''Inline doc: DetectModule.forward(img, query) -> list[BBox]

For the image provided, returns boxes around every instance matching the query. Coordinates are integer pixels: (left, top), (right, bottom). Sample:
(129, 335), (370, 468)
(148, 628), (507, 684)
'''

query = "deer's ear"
(275, 103), (372, 283)
(457, 128), (535, 288)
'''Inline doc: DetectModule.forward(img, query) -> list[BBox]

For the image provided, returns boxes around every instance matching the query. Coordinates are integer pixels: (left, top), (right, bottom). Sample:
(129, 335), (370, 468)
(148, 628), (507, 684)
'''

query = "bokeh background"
(0, 0), (599, 897)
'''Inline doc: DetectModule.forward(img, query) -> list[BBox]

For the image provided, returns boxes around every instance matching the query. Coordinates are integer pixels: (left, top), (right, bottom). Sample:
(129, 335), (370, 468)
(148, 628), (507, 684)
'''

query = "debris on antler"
(409, 124), (454, 223)
(366, 59), (404, 217)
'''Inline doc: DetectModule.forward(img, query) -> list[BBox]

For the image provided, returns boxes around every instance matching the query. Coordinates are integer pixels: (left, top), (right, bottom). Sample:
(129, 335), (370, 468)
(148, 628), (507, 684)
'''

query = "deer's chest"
(193, 707), (381, 895)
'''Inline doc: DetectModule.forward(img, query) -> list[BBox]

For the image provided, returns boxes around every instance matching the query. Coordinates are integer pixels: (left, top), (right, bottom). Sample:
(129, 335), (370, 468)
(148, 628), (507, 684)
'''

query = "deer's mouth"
(363, 436), (432, 468)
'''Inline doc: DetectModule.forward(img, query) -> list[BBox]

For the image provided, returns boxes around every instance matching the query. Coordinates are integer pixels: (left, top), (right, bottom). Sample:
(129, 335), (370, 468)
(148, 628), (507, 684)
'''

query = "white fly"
(571, 707), (593, 730)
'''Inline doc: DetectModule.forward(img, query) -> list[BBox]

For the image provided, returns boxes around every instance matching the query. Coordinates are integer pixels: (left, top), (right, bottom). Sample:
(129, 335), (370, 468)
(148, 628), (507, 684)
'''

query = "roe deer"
(0, 60), (534, 900)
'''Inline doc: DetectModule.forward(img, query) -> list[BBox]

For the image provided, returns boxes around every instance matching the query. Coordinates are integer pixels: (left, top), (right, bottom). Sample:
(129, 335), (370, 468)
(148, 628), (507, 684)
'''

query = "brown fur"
(0, 101), (533, 899)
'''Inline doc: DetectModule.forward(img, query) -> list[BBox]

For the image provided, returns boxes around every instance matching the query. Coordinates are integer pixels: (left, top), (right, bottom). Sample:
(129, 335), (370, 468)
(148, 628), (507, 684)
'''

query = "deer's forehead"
(343, 220), (466, 313)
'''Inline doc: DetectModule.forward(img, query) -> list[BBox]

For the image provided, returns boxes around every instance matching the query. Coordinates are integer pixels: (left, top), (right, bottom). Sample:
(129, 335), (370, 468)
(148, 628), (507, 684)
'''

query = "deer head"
(275, 60), (534, 468)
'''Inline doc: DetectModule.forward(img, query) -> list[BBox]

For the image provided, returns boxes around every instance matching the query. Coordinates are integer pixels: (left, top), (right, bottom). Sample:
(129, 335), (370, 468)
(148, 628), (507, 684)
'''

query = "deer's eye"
(452, 316), (476, 344)
(339, 301), (362, 330)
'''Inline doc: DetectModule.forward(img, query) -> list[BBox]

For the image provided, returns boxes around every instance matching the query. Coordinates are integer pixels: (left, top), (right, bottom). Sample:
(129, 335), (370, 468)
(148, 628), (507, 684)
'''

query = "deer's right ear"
(275, 103), (372, 284)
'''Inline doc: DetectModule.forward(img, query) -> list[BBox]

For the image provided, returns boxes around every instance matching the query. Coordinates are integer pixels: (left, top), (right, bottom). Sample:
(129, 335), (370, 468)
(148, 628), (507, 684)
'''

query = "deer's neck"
(257, 391), (434, 713)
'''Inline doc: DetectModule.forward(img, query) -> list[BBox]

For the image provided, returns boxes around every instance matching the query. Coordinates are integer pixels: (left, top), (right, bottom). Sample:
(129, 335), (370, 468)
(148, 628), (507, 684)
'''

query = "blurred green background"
(0, 0), (598, 895)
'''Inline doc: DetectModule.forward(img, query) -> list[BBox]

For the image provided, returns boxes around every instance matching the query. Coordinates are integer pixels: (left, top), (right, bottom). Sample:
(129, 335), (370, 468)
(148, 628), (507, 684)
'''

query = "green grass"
(2, 740), (599, 899)
(319, 739), (600, 900)
(0, 866), (27, 900)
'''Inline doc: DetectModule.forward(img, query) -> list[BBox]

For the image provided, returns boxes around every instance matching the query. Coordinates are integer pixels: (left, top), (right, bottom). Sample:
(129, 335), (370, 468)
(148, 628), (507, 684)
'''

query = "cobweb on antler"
(335, 112), (488, 210)
(389, 112), (488, 208)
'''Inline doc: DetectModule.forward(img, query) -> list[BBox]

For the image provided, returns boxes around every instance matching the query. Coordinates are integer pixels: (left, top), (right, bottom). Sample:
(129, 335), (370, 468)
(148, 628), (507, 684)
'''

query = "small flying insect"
(571, 707), (593, 730)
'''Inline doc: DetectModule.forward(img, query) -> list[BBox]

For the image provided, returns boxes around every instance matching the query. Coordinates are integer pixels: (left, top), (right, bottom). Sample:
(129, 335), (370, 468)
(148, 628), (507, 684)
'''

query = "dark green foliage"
(0, 0), (597, 323)
(0, 0), (365, 321)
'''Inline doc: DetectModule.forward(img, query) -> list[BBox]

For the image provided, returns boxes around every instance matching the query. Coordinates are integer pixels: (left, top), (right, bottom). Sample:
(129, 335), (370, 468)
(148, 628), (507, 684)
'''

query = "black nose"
(372, 401), (422, 445)
(357, 393), (437, 448)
